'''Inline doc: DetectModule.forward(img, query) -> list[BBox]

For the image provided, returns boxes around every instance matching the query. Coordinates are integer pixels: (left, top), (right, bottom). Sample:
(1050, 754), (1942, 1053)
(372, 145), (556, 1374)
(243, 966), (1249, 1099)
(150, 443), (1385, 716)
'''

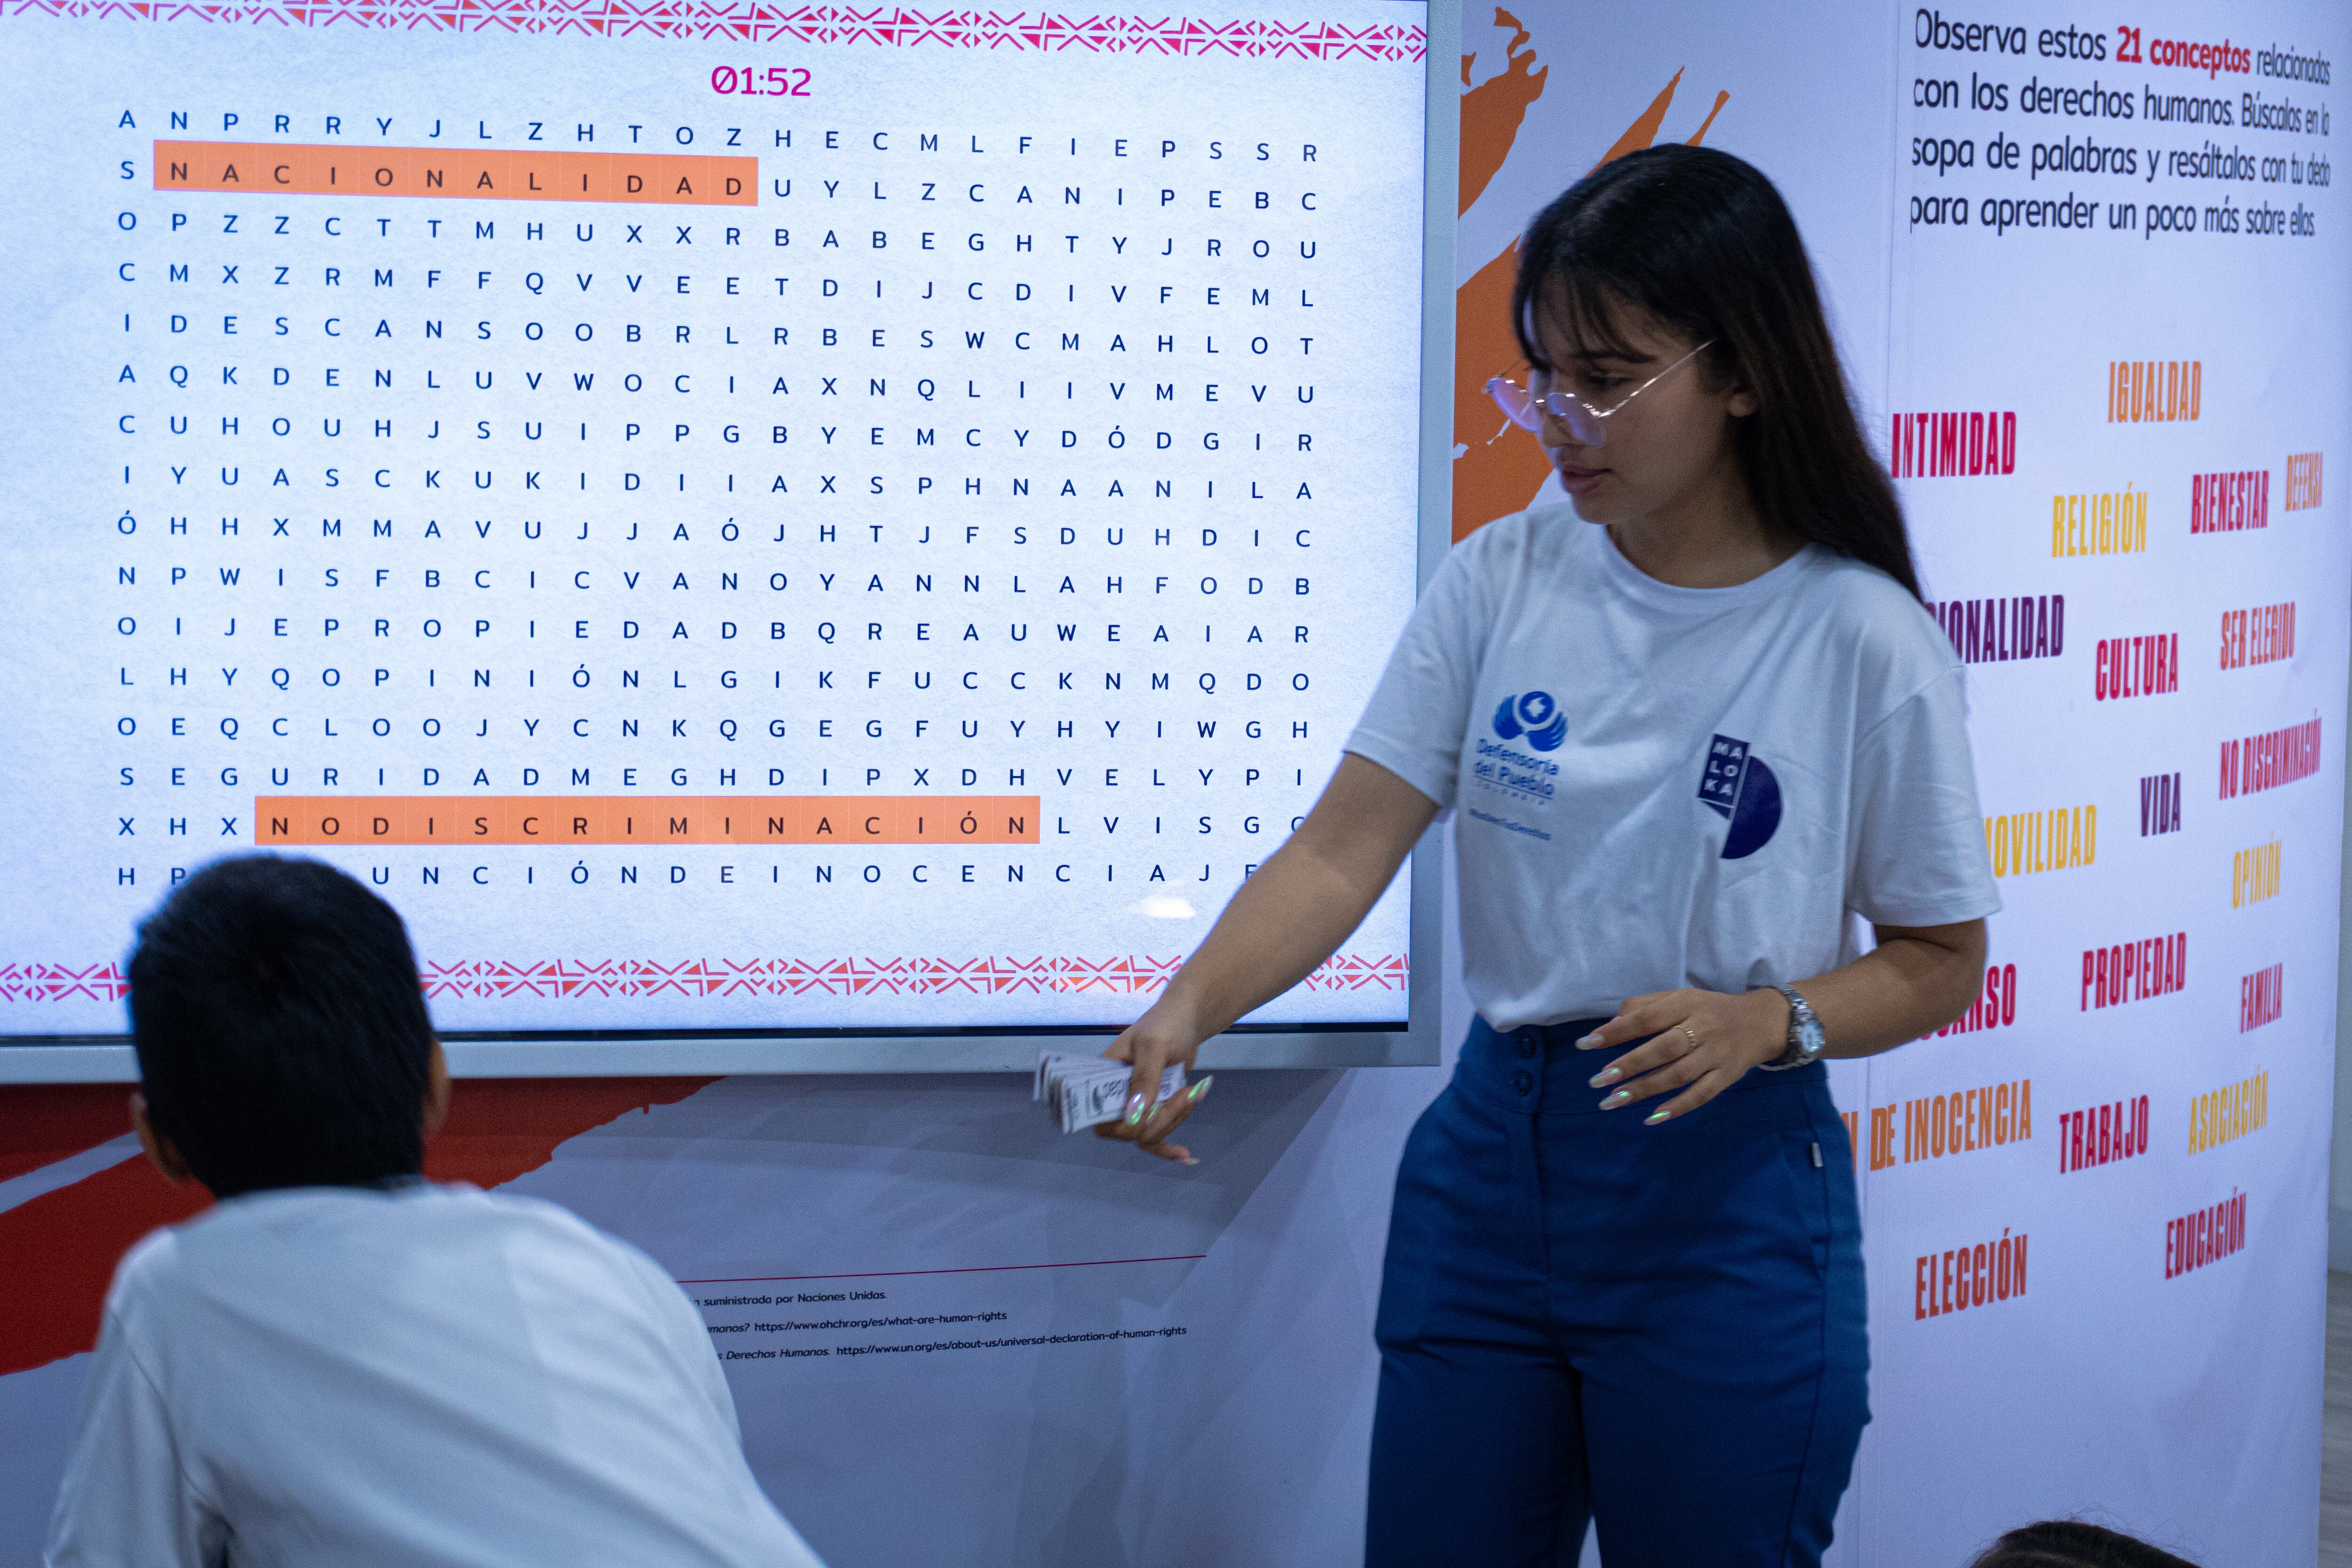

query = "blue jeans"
(1367, 1017), (1868, 1568)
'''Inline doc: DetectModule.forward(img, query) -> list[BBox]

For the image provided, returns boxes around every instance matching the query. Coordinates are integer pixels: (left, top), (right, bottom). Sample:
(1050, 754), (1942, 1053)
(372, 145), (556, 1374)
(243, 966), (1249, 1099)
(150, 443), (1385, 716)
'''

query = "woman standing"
(1098, 145), (1999, 1566)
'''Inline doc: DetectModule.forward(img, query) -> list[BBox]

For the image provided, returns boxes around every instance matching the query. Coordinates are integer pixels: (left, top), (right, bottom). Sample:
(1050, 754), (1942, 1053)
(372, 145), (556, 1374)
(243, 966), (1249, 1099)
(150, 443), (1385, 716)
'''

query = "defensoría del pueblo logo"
(1492, 690), (1566, 751)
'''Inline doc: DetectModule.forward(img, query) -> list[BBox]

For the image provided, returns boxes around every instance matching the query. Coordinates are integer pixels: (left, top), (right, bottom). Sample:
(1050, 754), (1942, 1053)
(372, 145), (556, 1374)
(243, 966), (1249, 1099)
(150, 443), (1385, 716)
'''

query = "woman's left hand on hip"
(1573, 987), (1793, 1124)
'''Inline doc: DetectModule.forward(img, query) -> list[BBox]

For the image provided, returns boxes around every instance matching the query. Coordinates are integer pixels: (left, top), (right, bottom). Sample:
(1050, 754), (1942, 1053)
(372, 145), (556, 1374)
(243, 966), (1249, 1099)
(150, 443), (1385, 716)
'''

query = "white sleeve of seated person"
(46, 1298), (223, 1568)
(614, 1242), (829, 1566)
(618, 1243), (747, 1446)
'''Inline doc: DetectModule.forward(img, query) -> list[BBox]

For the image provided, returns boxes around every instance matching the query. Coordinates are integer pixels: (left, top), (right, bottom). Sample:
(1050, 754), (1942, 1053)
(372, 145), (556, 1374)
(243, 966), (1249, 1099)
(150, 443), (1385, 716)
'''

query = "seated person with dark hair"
(47, 855), (825, 1568)
(1972, 1520), (2200, 1567)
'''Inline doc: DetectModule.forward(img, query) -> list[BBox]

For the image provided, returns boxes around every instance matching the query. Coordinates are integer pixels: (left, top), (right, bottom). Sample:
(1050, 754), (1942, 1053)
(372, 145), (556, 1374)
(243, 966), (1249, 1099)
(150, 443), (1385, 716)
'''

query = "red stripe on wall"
(0, 1076), (718, 1378)
(0, 1085), (137, 1183)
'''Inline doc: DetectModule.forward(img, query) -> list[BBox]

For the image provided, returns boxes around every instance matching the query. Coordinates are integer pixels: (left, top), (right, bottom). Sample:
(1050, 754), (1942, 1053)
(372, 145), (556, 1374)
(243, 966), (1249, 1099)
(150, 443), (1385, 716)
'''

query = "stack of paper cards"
(1035, 1051), (1187, 1134)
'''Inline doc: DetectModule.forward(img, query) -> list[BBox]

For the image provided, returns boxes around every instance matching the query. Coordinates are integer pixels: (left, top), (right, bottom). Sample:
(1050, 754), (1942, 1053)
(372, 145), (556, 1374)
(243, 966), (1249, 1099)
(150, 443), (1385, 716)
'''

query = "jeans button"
(1512, 1070), (1534, 1096)
(1515, 1031), (1539, 1059)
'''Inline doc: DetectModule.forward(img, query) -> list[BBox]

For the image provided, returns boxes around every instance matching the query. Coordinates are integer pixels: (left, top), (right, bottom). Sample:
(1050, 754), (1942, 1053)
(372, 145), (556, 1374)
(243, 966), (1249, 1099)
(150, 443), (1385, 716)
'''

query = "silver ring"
(1678, 1024), (1700, 1051)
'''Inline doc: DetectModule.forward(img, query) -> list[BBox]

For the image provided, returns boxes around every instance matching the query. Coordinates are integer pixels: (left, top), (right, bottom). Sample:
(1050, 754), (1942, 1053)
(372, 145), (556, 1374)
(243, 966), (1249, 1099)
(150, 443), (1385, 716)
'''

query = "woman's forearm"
(1806, 920), (1990, 1059)
(1142, 754), (1437, 1046)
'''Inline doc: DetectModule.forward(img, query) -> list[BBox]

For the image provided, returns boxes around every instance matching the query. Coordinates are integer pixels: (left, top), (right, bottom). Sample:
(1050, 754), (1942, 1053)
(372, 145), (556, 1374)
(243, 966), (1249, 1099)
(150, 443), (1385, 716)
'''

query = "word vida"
(1915, 1228), (2026, 1320)
(2051, 484), (2146, 556)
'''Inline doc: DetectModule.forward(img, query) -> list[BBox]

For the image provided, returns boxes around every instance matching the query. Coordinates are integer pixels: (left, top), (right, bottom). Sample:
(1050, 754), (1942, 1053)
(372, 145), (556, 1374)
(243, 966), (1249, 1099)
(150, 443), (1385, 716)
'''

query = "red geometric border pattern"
(1, 952), (1404, 1004)
(2, 1), (1426, 59)
(0, 964), (133, 1005)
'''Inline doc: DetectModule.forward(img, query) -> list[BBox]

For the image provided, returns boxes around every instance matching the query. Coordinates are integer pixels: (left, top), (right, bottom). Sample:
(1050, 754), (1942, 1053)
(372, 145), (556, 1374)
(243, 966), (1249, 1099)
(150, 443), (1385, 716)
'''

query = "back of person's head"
(1511, 143), (1920, 598)
(1971, 1520), (2201, 1567)
(128, 855), (434, 1198)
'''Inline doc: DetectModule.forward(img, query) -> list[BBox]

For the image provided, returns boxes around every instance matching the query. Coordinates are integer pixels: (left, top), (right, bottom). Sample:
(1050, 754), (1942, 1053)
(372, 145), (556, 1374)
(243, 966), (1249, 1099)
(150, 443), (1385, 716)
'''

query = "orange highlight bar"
(155, 143), (757, 206)
(256, 797), (1039, 846)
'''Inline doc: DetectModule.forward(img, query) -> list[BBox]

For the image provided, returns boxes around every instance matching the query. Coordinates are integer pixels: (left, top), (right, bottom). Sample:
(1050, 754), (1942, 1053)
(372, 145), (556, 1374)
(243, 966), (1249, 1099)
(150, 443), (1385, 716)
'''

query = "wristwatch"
(1758, 984), (1825, 1070)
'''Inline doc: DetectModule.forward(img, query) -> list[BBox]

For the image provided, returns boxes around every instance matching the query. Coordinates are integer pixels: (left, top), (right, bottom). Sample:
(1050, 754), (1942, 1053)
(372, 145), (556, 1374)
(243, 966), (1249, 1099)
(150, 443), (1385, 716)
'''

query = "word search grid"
(0, 6), (1434, 1045)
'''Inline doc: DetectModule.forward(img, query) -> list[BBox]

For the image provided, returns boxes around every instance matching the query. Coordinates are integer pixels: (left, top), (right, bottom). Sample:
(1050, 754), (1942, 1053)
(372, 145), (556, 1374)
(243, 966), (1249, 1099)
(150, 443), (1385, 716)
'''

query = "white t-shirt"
(46, 1182), (826, 1568)
(1347, 506), (2001, 1030)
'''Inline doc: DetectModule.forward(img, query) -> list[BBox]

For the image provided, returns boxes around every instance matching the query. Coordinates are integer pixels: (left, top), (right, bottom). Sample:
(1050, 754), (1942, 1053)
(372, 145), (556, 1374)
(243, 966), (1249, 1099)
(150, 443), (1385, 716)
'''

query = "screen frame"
(0, 0), (1460, 1083)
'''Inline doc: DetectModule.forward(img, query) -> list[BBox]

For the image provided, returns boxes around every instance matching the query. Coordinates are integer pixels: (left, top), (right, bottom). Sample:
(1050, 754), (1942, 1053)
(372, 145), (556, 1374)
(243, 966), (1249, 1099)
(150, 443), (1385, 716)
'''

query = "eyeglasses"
(1484, 340), (1716, 448)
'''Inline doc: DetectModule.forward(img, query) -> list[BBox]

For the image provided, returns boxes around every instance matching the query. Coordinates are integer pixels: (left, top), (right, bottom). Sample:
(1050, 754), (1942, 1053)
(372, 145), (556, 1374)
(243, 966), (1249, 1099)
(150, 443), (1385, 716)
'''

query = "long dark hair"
(1510, 144), (1921, 599)
(1968, 1520), (2201, 1568)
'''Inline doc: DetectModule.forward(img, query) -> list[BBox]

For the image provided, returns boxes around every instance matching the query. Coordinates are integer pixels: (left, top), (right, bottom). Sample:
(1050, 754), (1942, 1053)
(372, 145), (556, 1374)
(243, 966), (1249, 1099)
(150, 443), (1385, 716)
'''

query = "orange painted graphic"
(258, 795), (1039, 845)
(1459, 8), (1546, 215)
(0, 1076), (718, 1378)
(155, 143), (757, 205)
(1451, 54), (1727, 539)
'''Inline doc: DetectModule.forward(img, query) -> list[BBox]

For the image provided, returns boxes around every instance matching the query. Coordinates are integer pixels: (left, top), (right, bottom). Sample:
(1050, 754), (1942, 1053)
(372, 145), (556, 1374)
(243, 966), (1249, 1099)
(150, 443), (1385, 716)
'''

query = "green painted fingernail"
(1187, 1075), (1215, 1101)
(1645, 1109), (1672, 1125)
(1589, 1067), (1621, 1088)
(1599, 1090), (1630, 1109)
(1125, 1093), (1146, 1125)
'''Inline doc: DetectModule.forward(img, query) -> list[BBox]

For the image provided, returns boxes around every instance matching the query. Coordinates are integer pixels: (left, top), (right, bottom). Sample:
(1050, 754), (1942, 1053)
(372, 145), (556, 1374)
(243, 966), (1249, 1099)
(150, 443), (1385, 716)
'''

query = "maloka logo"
(1491, 690), (1565, 751)
(1696, 735), (1782, 859)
